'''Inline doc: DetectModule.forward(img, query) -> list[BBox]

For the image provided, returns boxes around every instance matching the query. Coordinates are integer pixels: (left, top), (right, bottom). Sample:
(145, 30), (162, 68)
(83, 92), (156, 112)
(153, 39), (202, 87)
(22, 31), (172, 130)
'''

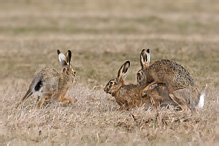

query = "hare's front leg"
(149, 95), (160, 112)
(118, 101), (129, 111)
(58, 90), (72, 103)
(142, 81), (158, 93)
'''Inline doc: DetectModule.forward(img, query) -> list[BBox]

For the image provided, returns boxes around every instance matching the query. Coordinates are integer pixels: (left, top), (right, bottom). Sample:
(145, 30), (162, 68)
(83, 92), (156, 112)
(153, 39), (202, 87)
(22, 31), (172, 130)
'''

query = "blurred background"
(0, 0), (218, 87)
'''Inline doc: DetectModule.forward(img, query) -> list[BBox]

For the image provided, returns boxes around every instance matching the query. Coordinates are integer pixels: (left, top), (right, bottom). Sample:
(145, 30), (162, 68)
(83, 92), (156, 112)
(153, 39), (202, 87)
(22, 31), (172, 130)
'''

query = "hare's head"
(57, 50), (76, 78)
(137, 49), (150, 86)
(104, 61), (130, 95)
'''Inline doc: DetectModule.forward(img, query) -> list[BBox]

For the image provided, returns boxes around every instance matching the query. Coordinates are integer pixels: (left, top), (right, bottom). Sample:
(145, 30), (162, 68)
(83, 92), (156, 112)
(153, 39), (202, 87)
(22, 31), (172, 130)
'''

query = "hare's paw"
(37, 98), (46, 109)
(60, 97), (72, 103)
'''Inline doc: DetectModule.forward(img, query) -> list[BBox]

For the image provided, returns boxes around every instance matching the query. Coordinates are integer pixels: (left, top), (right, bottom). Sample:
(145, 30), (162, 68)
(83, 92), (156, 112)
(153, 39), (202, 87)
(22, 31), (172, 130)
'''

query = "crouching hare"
(104, 61), (153, 110)
(16, 50), (76, 109)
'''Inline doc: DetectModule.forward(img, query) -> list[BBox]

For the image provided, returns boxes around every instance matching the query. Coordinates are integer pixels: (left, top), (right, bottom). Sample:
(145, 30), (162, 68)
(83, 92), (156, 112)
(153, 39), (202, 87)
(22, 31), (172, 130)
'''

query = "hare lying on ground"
(137, 49), (205, 111)
(16, 50), (76, 109)
(104, 61), (147, 110)
(104, 61), (173, 110)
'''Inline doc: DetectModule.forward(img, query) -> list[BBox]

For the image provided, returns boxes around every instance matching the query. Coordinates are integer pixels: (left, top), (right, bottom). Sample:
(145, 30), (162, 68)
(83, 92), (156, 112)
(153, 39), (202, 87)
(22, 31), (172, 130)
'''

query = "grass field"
(0, 0), (218, 145)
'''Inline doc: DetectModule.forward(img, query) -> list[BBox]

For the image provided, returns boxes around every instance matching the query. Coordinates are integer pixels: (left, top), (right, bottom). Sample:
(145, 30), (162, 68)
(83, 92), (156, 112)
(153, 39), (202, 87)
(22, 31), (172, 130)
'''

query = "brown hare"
(104, 61), (179, 110)
(16, 50), (76, 109)
(137, 49), (205, 111)
(104, 61), (151, 110)
(142, 83), (179, 109)
(141, 82), (205, 110)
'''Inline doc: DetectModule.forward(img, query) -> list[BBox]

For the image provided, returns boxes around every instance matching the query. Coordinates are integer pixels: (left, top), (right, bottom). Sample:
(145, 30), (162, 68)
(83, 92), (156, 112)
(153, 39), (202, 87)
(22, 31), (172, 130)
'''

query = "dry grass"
(0, 0), (218, 145)
(0, 81), (218, 145)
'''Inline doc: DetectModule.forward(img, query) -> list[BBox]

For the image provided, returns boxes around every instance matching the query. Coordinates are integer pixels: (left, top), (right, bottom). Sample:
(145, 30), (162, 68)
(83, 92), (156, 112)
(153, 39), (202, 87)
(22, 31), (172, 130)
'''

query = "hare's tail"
(22, 89), (33, 101)
(196, 84), (207, 109)
(196, 93), (205, 109)
(16, 89), (33, 108)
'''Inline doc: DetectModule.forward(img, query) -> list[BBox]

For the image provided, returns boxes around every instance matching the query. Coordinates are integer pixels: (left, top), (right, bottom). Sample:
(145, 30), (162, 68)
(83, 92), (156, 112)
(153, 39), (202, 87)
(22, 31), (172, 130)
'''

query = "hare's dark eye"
(137, 73), (142, 80)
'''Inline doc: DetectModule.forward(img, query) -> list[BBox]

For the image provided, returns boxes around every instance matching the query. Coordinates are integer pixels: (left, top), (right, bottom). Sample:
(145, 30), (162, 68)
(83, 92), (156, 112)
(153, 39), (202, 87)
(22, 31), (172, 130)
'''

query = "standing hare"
(137, 49), (205, 111)
(104, 61), (151, 110)
(16, 50), (76, 109)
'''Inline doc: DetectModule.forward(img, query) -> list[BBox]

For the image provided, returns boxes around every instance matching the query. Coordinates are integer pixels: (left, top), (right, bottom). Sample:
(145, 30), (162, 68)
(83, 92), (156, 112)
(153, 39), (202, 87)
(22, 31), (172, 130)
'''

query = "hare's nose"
(104, 87), (108, 93)
(72, 71), (76, 76)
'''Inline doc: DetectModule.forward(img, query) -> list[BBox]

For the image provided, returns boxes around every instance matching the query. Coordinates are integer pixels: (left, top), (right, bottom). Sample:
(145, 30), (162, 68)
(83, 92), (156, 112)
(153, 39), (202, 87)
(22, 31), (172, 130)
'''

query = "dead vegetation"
(0, 0), (218, 145)
(0, 81), (218, 144)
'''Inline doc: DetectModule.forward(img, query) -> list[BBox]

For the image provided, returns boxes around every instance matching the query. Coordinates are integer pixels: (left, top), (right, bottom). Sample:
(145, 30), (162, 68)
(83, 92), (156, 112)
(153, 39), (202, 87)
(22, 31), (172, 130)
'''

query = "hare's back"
(149, 83), (172, 102)
(148, 59), (194, 89)
(115, 84), (140, 107)
(118, 84), (139, 99)
(29, 67), (60, 92)
(37, 67), (59, 77)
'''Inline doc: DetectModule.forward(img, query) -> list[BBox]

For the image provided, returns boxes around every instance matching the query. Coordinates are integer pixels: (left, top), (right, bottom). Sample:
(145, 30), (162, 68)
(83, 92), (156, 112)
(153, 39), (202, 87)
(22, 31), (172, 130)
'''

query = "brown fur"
(16, 50), (75, 109)
(141, 83), (201, 110)
(104, 61), (153, 110)
(137, 49), (202, 111)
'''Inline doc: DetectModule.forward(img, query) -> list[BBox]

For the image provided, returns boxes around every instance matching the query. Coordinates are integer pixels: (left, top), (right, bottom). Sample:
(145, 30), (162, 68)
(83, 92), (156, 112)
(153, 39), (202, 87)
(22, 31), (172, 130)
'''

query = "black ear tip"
(126, 60), (130, 65)
(122, 61), (130, 73)
(57, 50), (60, 55)
(68, 50), (71, 53)
(147, 49), (150, 53)
(141, 49), (146, 53)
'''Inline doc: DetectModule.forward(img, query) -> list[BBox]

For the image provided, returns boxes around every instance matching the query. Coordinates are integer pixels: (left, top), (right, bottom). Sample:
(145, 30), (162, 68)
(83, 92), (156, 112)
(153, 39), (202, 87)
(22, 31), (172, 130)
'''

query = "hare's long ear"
(65, 50), (72, 66)
(57, 50), (67, 66)
(140, 49), (150, 69)
(117, 61), (130, 81)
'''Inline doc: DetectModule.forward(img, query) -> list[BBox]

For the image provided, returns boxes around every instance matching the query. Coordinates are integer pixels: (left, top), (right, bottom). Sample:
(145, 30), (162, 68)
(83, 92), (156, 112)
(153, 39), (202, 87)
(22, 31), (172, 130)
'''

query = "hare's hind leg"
(37, 96), (51, 109)
(169, 92), (189, 111)
(38, 98), (46, 109)
(60, 98), (72, 103)
(58, 91), (72, 103)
